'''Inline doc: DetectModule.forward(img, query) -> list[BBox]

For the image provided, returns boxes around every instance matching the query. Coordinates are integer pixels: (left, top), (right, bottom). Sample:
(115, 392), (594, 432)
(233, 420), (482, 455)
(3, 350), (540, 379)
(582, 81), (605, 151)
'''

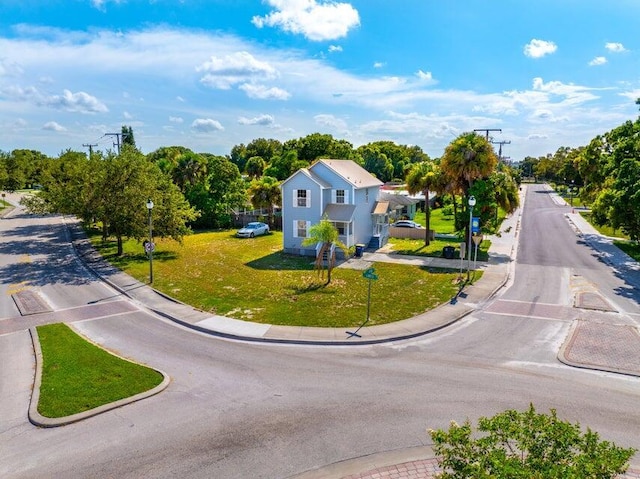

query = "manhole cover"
(12, 290), (52, 316)
(574, 292), (616, 312)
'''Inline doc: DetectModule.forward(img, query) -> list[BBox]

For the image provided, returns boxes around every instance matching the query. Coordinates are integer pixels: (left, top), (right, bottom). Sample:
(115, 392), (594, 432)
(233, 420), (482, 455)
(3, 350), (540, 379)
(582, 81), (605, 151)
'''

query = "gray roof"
(379, 191), (420, 207)
(323, 203), (357, 222)
(312, 159), (383, 189)
(280, 167), (332, 189)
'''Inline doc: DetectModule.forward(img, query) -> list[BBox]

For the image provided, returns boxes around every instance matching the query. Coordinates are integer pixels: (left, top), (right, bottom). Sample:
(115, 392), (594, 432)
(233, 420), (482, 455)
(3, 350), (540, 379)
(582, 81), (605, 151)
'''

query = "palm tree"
(247, 176), (281, 228)
(440, 132), (498, 197)
(301, 216), (346, 284)
(441, 132), (499, 233)
(406, 161), (443, 245)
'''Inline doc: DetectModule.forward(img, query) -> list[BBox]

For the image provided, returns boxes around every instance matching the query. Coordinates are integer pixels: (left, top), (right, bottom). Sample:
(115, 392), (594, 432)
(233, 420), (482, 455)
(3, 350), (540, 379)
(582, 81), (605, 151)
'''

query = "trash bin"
(355, 244), (365, 258)
(442, 245), (455, 259)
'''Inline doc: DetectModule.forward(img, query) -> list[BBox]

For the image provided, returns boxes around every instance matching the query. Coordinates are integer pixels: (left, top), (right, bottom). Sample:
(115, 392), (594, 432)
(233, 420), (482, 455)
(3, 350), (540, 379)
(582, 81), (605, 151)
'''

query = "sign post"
(347, 267), (378, 339)
(472, 234), (483, 270)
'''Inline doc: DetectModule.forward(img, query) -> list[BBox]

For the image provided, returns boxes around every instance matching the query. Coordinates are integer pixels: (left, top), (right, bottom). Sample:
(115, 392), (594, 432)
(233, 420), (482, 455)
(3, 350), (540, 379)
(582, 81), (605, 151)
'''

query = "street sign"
(471, 216), (481, 234)
(472, 234), (483, 246)
(363, 267), (378, 280)
(144, 240), (155, 254)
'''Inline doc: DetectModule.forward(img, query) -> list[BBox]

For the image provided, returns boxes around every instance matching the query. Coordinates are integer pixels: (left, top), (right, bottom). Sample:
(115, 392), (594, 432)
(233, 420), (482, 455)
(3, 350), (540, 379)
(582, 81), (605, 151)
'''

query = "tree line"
(3, 129), (522, 254)
(517, 105), (640, 242)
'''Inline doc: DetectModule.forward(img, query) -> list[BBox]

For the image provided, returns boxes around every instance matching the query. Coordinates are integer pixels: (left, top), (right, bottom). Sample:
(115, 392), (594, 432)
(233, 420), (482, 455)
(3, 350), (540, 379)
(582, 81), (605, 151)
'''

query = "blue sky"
(1, 0), (639, 161)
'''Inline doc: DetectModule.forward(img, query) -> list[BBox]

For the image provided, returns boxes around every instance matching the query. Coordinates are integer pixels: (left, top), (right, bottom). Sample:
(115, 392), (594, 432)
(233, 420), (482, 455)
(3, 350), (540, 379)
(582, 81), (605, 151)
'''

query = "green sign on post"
(348, 267), (379, 339)
(363, 267), (378, 280)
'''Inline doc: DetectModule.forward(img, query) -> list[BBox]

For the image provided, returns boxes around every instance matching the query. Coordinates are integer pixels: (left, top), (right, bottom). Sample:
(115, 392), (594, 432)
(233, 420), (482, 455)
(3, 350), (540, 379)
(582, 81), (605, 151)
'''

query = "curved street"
(1, 184), (640, 479)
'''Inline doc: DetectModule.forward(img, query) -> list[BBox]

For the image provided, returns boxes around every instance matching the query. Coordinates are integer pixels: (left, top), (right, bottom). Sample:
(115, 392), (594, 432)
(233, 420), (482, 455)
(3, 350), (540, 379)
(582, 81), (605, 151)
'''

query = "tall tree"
(440, 132), (498, 196)
(245, 156), (267, 179)
(440, 132), (498, 232)
(121, 125), (136, 148)
(247, 176), (281, 227)
(406, 161), (442, 245)
(21, 145), (197, 256)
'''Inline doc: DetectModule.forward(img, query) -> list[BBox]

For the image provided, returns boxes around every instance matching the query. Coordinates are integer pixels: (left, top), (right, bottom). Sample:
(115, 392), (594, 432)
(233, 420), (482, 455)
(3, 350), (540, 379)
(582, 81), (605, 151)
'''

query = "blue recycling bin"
(355, 244), (365, 257)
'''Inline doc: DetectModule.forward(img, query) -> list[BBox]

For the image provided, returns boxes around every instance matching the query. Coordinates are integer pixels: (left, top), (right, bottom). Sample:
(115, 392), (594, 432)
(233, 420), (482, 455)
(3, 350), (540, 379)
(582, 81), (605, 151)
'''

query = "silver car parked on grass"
(236, 222), (270, 238)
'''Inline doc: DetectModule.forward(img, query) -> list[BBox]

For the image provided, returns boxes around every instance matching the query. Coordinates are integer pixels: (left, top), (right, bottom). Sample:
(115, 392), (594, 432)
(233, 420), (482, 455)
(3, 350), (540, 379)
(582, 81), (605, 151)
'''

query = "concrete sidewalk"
(65, 210), (516, 345)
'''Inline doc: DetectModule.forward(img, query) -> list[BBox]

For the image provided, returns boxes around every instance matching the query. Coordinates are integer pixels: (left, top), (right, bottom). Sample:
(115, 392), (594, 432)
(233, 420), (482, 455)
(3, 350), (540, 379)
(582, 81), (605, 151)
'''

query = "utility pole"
(104, 132), (130, 155)
(473, 128), (502, 141)
(491, 140), (511, 161)
(104, 133), (123, 154)
(82, 143), (98, 156)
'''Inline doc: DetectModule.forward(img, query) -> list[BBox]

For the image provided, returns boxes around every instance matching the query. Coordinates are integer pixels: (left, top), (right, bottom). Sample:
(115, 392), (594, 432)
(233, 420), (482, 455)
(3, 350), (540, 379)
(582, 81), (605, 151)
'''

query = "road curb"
(28, 325), (171, 428)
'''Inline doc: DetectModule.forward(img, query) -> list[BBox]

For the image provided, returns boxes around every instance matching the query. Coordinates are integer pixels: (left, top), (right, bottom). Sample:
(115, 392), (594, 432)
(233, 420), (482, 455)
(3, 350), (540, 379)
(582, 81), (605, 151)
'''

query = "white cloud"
(373, 62), (385, 69)
(252, 0), (360, 41)
(605, 42), (626, 53)
(197, 51), (278, 89)
(531, 77), (598, 105)
(618, 89), (640, 101)
(46, 89), (108, 113)
(328, 45), (343, 53)
(123, 111), (133, 119)
(176, 96), (185, 102)
(42, 121), (66, 132)
(0, 59), (23, 77)
(416, 70), (436, 84)
(169, 116), (184, 123)
(1, 85), (108, 113)
(528, 133), (548, 140)
(314, 114), (348, 131)
(191, 118), (224, 132)
(589, 56), (607, 66)
(239, 83), (291, 100)
(524, 39), (557, 58)
(238, 114), (275, 126)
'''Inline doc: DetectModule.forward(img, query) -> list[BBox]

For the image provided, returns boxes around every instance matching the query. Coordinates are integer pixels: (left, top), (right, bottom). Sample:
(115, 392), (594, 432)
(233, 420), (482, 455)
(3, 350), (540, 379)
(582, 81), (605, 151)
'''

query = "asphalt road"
(2, 186), (640, 479)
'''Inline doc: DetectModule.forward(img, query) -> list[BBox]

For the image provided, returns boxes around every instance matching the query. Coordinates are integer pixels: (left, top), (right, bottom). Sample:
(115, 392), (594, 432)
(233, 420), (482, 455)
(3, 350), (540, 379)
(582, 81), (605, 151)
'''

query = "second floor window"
(336, 189), (345, 204)
(296, 189), (309, 207)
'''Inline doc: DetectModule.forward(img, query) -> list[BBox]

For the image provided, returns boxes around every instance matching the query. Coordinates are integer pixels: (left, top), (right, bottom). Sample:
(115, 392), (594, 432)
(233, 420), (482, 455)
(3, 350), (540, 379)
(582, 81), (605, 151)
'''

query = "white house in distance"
(280, 159), (390, 256)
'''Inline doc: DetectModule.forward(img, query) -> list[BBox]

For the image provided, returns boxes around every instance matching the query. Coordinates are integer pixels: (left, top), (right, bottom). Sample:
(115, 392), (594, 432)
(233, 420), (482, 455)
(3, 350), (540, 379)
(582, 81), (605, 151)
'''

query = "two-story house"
(280, 159), (389, 257)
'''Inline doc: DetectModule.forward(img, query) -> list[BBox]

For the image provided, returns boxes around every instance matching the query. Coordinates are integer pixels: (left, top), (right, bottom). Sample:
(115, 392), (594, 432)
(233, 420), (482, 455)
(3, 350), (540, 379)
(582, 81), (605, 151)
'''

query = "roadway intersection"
(1, 184), (640, 478)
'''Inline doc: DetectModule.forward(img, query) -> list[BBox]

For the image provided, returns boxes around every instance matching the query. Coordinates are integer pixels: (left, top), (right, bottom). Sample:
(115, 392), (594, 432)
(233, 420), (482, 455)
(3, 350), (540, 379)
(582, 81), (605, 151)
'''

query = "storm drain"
(12, 290), (53, 316)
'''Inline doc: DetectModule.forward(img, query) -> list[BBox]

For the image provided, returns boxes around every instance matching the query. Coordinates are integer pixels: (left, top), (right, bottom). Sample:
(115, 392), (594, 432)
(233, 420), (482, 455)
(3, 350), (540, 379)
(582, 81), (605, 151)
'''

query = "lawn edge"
(28, 325), (171, 428)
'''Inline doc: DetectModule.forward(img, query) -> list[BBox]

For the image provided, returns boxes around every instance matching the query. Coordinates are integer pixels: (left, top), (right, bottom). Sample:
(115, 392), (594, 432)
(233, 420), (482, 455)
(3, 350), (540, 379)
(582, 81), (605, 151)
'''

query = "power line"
(473, 128), (502, 140)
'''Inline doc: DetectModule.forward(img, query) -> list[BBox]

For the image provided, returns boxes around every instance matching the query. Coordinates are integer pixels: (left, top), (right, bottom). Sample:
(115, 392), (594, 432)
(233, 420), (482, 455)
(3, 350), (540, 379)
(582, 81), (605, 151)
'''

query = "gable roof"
(310, 159), (383, 189)
(280, 166), (332, 189)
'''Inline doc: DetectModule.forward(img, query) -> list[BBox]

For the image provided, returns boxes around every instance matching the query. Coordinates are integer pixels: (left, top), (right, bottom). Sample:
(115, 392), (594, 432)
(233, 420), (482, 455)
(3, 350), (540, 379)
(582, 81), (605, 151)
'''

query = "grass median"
(89, 229), (468, 328)
(37, 323), (164, 418)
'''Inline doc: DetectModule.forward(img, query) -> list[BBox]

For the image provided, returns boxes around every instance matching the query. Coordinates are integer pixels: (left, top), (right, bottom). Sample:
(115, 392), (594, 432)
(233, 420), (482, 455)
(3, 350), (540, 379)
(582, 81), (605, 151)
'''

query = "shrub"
(429, 404), (635, 479)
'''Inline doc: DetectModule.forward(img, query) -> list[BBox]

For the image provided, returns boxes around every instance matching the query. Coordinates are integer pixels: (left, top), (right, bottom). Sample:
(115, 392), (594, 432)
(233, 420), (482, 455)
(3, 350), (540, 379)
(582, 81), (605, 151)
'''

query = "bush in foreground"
(429, 404), (635, 478)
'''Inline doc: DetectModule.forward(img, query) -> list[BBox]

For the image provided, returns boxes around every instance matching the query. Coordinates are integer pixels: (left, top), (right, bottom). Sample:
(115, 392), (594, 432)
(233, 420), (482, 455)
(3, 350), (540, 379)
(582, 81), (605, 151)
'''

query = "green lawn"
(89, 229), (462, 328)
(388, 237), (490, 261)
(413, 208), (457, 234)
(579, 212), (639, 261)
(615, 241), (640, 262)
(37, 323), (164, 418)
(579, 212), (630, 239)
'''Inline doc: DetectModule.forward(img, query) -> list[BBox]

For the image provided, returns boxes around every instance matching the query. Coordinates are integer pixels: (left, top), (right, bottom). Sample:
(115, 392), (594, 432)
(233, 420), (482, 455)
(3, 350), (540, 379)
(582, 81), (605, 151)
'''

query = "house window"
(295, 189), (310, 208)
(296, 220), (308, 238)
(336, 189), (345, 204)
(365, 188), (369, 203)
(333, 222), (346, 235)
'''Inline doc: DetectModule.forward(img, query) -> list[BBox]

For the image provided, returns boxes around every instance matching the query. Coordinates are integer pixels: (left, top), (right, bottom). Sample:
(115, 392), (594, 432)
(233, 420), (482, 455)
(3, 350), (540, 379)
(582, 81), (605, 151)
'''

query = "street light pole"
(146, 199), (154, 284)
(467, 195), (476, 281)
